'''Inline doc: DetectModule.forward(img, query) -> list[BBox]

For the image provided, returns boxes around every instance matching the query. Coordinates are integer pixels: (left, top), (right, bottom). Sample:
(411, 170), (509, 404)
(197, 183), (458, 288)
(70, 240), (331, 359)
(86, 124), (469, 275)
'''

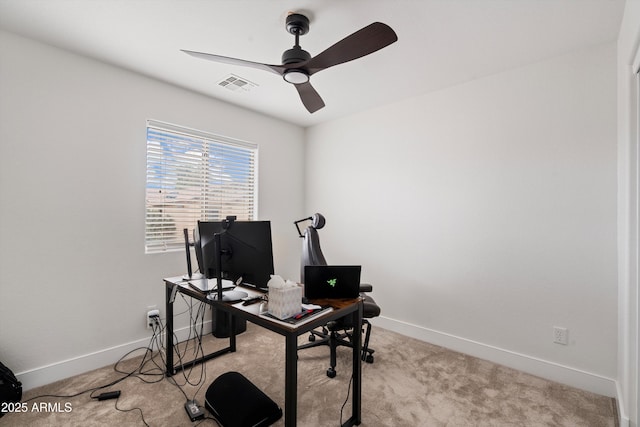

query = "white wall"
(305, 42), (618, 395)
(617, 0), (640, 425)
(0, 31), (305, 389)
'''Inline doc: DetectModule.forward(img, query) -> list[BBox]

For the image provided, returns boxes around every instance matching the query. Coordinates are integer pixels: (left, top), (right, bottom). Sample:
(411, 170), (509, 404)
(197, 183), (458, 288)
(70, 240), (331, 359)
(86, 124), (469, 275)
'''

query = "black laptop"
(304, 265), (361, 299)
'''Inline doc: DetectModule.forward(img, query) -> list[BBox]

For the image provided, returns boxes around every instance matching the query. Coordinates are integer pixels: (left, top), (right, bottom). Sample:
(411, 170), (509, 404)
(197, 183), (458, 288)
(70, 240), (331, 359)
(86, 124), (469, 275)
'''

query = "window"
(145, 120), (258, 254)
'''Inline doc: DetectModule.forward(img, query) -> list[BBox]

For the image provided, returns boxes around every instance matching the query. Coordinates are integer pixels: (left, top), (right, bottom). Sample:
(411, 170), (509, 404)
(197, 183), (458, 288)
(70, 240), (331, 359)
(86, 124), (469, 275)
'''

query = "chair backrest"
(300, 214), (327, 283)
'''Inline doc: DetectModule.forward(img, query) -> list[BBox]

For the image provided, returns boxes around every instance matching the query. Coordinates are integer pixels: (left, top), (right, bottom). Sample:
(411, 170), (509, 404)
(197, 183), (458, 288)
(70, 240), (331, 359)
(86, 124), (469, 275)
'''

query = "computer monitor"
(196, 219), (275, 299)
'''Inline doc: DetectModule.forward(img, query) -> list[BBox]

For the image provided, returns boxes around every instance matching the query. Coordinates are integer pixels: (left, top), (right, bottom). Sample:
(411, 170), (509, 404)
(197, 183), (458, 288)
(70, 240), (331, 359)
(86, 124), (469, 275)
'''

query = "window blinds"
(145, 120), (258, 254)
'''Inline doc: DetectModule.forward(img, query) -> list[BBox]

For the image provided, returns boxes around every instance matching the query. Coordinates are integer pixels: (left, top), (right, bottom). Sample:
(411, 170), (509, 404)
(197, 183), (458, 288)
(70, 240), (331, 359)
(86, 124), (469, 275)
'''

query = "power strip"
(184, 400), (205, 421)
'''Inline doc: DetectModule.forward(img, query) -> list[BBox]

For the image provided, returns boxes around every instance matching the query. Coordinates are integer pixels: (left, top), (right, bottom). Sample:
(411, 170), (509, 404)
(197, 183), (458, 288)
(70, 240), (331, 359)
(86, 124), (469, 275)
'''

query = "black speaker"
(211, 309), (247, 338)
(205, 372), (282, 427)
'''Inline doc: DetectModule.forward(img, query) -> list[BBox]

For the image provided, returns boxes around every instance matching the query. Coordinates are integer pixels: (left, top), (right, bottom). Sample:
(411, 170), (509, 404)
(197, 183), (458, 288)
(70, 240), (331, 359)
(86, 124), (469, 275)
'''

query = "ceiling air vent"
(217, 74), (258, 93)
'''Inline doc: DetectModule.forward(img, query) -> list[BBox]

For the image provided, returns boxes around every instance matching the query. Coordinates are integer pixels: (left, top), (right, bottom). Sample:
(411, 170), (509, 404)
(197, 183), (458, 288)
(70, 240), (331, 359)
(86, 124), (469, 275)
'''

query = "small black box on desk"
(205, 371), (282, 427)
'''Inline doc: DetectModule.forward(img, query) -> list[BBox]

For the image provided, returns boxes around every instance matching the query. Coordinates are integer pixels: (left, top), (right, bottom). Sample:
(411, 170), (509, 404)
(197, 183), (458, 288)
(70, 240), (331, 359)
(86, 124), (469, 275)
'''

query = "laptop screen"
(304, 265), (361, 299)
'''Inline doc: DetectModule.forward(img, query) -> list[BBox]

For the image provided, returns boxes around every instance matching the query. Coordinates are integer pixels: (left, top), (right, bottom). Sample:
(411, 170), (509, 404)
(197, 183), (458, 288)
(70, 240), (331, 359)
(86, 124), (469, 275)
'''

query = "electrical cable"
(173, 297), (207, 385)
(139, 298), (211, 410)
(114, 395), (150, 427)
(23, 323), (168, 426)
(156, 295), (210, 405)
(22, 287), (219, 425)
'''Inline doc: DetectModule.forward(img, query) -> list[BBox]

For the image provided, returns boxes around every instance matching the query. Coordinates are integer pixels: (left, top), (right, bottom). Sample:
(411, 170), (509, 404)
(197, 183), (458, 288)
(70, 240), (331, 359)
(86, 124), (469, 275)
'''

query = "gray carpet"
(2, 323), (617, 426)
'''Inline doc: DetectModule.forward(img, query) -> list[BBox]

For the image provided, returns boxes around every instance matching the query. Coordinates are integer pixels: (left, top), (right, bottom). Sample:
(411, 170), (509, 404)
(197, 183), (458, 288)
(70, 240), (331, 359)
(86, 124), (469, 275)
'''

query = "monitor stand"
(206, 289), (248, 302)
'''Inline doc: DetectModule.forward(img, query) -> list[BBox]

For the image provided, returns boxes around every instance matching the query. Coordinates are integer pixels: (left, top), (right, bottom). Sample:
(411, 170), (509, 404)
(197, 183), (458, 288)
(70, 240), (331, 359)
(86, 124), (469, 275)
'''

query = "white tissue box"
(268, 285), (302, 320)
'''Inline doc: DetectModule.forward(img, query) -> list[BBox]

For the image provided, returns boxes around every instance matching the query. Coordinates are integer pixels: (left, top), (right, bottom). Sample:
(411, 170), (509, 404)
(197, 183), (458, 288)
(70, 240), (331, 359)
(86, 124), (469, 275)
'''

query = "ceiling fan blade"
(181, 49), (285, 75)
(304, 22), (397, 75)
(294, 82), (325, 113)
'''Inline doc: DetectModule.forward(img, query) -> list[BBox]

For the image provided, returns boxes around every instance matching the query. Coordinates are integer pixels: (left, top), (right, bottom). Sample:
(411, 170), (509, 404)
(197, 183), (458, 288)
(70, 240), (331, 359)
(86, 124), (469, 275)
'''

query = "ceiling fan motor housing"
(282, 46), (311, 64)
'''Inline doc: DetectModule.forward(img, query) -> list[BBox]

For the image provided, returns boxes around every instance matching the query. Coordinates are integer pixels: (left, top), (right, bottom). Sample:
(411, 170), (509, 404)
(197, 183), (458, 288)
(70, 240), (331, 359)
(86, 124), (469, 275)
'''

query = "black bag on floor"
(205, 371), (282, 427)
(0, 361), (22, 418)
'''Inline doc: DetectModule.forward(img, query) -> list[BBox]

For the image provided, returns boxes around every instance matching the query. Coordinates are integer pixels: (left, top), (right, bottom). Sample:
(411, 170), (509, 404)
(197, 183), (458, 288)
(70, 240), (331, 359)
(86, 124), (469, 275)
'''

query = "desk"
(164, 277), (363, 427)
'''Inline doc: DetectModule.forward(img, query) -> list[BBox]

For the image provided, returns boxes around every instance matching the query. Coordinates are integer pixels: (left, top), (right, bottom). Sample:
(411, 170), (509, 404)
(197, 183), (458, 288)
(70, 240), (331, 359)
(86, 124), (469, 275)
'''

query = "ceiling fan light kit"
(283, 70), (309, 84)
(182, 12), (397, 113)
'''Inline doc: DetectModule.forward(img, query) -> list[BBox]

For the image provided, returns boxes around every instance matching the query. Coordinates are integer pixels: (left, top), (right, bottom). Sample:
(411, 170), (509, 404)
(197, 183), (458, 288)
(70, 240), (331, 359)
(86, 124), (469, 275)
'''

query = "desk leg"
(165, 283), (175, 377)
(229, 312), (236, 352)
(350, 302), (363, 426)
(284, 333), (297, 427)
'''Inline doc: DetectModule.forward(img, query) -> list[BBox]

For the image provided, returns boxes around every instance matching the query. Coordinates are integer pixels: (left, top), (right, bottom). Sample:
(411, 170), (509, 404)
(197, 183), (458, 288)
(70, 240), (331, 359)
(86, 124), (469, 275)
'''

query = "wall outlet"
(147, 309), (160, 329)
(553, 326), (568, 345)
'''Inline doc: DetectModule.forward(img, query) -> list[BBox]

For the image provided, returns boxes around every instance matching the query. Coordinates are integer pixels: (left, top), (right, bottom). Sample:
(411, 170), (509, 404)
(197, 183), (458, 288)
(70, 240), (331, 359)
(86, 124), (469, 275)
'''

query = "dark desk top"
(165, 276), (362, 335)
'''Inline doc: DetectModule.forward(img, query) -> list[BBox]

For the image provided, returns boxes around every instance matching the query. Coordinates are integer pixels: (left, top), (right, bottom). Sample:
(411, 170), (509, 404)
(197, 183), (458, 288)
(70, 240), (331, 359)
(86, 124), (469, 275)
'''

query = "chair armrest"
(359, 283), (373, 293)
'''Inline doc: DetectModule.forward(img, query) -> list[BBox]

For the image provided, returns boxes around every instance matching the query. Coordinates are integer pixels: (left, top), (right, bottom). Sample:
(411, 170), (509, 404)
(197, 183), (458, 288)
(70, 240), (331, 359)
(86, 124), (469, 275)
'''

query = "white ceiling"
(0, 0), (625, 127)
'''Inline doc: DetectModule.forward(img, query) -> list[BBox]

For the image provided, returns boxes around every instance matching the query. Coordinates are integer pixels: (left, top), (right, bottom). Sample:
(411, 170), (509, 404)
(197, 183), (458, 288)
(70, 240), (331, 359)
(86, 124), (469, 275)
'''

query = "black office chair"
(295, 213), (380, 378)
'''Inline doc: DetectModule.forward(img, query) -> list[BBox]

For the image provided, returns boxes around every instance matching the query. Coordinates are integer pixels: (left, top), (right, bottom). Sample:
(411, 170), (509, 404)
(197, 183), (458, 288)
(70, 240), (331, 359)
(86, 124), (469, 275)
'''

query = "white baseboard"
(17, 314), (627, 423)
(373, 316), (618, 398)
(616, 380), (631, 427)
(16, 321), (212, 391)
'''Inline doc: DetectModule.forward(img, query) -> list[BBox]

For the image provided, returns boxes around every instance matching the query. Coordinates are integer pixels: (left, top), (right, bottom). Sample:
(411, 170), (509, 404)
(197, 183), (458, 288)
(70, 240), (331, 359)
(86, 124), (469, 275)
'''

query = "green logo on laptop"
(327, 278), (337, 287)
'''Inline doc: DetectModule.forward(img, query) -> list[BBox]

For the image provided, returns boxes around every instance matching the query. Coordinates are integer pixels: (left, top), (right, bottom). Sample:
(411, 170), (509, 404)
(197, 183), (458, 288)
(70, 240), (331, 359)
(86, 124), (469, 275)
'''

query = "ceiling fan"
(181, 13), (398, 113)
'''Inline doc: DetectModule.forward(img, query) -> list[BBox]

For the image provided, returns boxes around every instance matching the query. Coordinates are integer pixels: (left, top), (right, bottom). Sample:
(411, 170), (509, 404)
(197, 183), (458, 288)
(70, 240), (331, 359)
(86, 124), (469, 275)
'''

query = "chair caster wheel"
(308, 335), (316, 342)
(326, 368), (336, 378)
(365, 354), (374, 364)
